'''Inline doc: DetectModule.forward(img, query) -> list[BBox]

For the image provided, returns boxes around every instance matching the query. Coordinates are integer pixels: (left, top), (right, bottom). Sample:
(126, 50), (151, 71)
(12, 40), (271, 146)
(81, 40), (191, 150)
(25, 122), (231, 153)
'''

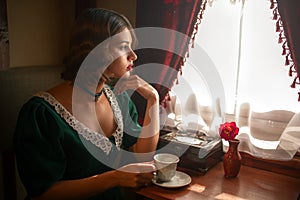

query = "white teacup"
(154, 153), (180, 182)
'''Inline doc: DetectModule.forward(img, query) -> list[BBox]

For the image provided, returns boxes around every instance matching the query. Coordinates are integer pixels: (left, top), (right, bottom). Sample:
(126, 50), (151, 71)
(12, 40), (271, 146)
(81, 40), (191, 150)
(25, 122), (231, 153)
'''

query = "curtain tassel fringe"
(278, 32), (286, 43)
(276, 19), (282, 32)
(281, 41), (287, 55)
(199, 11), (204, 19)
(276, 23), (282, 32)
(272, 8), (278, 20)
(289, 64), (295, 76)
(289, 67), (292, 76)
(269, 0), (276, 9)
(270, 2), (274, 9)
(282, 47), (286, 55)
(285, 54), (291, 66)
(290, 76), (300, 88)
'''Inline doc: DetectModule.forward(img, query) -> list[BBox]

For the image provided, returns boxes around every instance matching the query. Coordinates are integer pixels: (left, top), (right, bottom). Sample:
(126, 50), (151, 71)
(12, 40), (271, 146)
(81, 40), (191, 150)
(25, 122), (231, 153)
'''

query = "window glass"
(178, 0), (299, 114)
(168, 0), (300, 157)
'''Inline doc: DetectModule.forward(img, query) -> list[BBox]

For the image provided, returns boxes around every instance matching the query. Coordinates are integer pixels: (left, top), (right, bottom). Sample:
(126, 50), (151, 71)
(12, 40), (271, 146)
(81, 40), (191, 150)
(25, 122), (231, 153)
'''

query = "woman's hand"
(115, 75), (160, 155)
(113, 162), (156, 188)
(114, 75), (159, 101)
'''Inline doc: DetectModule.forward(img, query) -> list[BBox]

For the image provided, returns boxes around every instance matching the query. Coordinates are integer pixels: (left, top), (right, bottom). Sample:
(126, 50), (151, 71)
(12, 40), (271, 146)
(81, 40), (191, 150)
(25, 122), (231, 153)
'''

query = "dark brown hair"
(61, 8), (137, 81)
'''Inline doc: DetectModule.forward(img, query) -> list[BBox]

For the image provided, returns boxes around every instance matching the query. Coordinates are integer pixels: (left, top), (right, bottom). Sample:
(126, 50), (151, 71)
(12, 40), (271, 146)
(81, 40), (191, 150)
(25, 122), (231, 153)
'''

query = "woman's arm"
(34, 163), (155, 200)
(114, 75), (160, 153)
(34, 171), (117, 200)
(132, 93), (160, 153)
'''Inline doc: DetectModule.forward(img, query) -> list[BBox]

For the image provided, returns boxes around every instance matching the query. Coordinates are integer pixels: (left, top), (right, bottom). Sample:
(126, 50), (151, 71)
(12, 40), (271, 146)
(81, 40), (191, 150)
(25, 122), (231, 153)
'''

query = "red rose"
(219, 122), (239, 141)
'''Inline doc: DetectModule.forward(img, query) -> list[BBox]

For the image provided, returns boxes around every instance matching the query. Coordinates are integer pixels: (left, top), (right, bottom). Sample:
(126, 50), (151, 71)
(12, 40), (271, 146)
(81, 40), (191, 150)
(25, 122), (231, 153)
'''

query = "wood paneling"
(0, 0), (9, 70)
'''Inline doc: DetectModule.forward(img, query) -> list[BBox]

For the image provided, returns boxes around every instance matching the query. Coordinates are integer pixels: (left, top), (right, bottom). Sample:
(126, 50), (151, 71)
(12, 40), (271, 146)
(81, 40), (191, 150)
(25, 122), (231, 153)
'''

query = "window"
(168, 0), (300, 159)
(177, 0), (299, 113)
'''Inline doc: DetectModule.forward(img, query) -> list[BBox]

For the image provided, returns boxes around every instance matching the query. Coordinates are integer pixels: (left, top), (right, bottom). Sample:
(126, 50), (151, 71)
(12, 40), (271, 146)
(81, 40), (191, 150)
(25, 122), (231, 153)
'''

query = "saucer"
(152, 171), (191, 188)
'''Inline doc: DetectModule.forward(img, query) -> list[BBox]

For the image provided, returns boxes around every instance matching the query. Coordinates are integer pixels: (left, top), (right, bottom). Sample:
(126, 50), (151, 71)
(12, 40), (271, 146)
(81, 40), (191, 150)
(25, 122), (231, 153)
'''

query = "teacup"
(154, 153), (179, 182)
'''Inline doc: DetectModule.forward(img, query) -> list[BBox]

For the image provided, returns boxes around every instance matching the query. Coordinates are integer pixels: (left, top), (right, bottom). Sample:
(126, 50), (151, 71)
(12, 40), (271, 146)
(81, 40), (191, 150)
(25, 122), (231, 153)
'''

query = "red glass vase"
(223, 139), (242, 178)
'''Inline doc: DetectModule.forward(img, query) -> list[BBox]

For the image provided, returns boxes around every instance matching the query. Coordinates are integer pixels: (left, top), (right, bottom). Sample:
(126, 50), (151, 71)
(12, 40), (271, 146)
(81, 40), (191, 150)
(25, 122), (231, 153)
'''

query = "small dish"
(152, 171), (191, 188)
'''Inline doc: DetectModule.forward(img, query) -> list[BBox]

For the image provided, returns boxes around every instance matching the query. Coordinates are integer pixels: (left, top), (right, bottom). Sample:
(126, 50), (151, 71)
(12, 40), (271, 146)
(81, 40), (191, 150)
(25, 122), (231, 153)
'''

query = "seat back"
(0, 65), (63, 200)
(0, 65), (63, 150)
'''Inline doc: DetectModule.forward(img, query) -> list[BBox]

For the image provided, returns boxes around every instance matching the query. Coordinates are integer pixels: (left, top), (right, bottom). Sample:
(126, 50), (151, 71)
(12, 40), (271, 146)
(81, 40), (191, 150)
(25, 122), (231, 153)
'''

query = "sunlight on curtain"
(239, 0), (299, 112)
(186, 0), (299, 113)
(170, 0), (300, 160)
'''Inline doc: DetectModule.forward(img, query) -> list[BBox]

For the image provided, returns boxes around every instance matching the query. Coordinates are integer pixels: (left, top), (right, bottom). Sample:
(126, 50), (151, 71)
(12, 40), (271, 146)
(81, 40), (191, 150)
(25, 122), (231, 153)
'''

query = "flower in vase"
(219, 122), (239, 141)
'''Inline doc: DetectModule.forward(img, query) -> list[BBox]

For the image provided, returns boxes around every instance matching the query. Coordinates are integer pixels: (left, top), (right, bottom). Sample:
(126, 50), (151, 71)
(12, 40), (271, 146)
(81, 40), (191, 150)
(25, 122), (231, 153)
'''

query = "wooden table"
(133, 162), (300, 200)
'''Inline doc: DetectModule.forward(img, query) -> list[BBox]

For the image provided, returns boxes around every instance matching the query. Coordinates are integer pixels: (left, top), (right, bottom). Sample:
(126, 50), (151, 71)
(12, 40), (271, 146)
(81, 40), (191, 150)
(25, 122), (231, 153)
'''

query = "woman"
(14, 8), (159, 199)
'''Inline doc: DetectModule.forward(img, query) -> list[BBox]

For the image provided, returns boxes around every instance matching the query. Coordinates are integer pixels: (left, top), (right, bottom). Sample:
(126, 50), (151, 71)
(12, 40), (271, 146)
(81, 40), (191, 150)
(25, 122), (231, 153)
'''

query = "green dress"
(13, 85), (142, 199)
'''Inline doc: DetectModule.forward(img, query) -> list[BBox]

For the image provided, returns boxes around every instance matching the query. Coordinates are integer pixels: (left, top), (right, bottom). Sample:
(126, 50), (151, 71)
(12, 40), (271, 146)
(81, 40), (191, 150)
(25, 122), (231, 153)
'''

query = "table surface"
(134, 162), (300, 200)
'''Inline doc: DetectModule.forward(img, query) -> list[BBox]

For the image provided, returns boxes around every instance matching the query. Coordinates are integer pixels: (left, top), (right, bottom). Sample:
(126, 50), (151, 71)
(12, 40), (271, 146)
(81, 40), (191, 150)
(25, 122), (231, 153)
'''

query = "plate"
(152, 171), (192, 188)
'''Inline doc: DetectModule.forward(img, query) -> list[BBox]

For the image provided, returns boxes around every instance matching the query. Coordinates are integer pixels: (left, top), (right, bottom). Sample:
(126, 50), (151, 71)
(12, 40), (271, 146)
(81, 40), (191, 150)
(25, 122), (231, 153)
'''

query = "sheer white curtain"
(169, 0), (300, 160)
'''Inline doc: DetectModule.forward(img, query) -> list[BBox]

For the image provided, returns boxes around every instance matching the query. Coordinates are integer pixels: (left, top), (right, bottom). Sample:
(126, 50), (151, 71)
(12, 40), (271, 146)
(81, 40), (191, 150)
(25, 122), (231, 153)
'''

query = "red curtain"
(134, 0), (205, 104)
(270, 0), (300, 101)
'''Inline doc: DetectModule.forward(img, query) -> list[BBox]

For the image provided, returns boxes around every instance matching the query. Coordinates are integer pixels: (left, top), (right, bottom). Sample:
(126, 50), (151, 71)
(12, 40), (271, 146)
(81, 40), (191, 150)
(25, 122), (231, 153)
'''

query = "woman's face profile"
(105, 28), (138, 79)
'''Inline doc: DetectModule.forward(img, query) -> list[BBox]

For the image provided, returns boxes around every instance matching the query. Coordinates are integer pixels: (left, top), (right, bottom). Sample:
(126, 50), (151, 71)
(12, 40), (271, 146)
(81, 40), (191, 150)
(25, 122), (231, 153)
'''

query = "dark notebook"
(157, 130), (223, 173)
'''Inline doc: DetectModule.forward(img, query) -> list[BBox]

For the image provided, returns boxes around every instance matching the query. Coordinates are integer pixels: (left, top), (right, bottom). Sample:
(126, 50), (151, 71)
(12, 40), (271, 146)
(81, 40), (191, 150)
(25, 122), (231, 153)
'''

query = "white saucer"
(152, 171), (191, 188)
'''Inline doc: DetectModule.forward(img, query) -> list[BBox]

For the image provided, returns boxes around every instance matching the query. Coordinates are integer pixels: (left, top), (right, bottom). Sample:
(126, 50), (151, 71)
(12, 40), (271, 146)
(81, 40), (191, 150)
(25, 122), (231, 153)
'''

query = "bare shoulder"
(47, 81), (73, 112)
